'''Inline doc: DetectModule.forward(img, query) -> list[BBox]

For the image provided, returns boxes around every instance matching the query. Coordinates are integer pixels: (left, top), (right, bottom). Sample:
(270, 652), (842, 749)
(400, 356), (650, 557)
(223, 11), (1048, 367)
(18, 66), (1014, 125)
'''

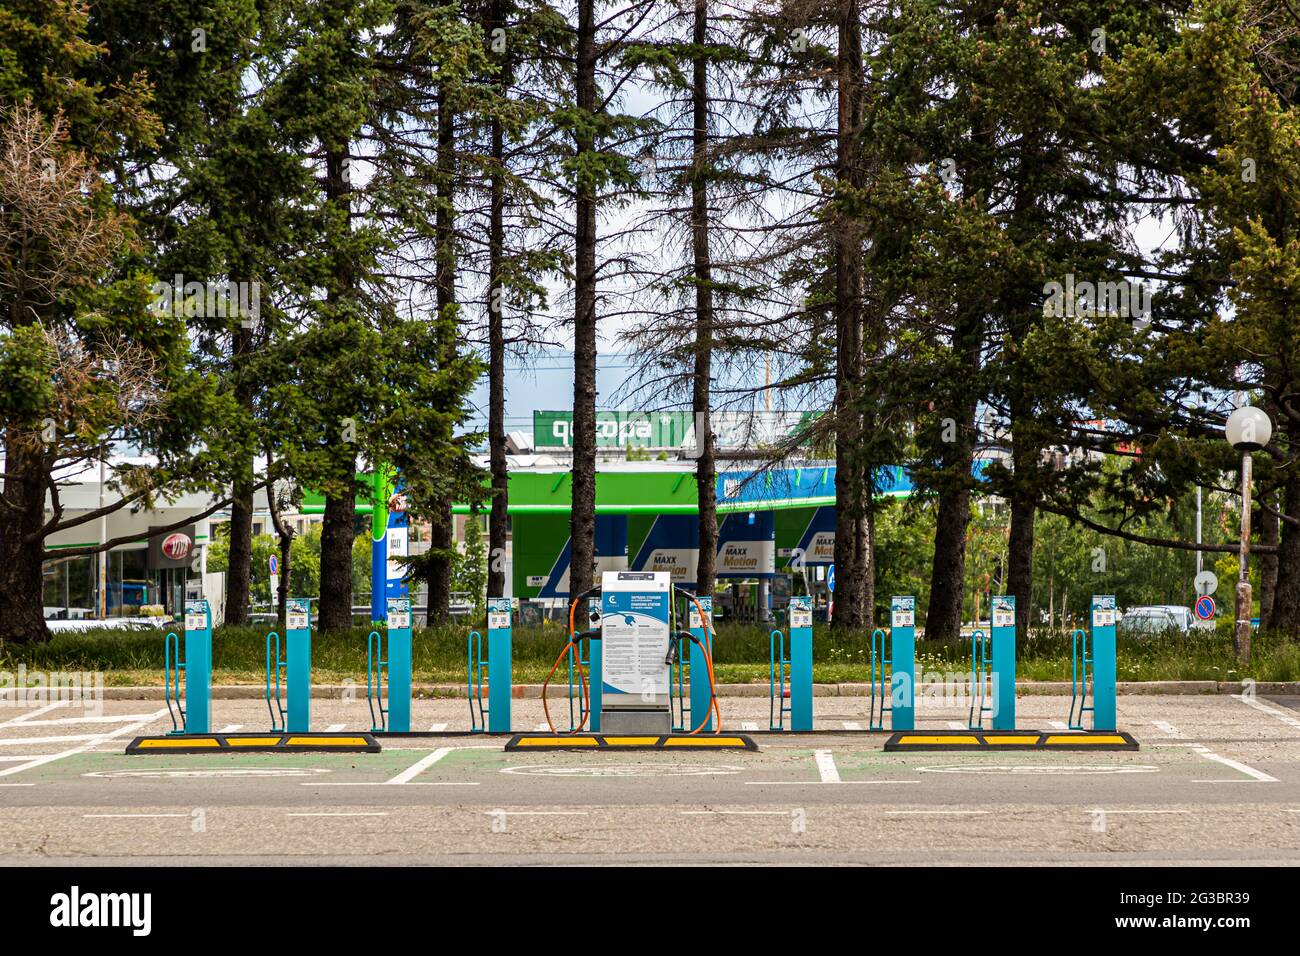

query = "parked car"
(1119, 604), (1208, 637)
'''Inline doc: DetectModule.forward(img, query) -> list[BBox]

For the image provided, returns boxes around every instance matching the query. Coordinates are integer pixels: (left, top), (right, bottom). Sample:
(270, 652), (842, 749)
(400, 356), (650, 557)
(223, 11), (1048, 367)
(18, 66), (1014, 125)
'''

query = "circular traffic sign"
(1194, 570), (1218, 596)
(268, 554), (279, 575)
(1195, 595), (1216, 621)
(827, 565), (835, 593)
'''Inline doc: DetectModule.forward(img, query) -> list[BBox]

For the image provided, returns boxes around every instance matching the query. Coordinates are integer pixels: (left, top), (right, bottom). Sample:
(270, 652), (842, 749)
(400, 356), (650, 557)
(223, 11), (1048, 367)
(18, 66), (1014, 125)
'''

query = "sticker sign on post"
(185, 605), (208, 633)
(992, 600), (1014, 628)
(891, 599), (915, 628)
(286, 601), (309, 631)
(790, 600), (812, 629)
(488, 601), (511, 631)
(1090, 595), (1118, 732)
(388, 601), (411, 630)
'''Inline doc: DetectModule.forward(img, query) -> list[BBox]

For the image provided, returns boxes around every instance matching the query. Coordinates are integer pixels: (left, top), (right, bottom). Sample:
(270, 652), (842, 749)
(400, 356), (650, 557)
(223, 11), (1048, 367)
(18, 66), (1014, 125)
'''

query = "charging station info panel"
(600, 571), (672, 707)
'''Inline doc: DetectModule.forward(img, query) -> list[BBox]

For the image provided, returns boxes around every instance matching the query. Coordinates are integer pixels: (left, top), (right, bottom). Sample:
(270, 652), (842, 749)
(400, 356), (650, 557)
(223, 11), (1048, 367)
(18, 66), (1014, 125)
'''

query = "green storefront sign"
(534, 410), (695, 450)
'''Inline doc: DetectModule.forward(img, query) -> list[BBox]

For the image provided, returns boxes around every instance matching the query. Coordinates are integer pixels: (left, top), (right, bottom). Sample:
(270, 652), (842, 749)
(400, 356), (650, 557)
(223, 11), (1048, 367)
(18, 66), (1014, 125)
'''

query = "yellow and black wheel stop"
(504, 733), (758, 751)
(883, 729), (1138, 751)
(125, 732), (381, 754)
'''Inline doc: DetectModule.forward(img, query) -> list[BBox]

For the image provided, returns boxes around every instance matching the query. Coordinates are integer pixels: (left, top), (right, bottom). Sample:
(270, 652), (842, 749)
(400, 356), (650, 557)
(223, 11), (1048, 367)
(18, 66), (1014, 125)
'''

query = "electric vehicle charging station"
(469, 598), (514, 733)
(266, 598), (312, 732)
(598, 571), (674, 735)
(770, 595), (812, 731)
(164, 599), (212, 734)
(1071, 595), (1118, 732)
(369, 597), (413, 733)
(688, 594), (714, 732)
(990, 594), (1016, 730)
(893, 596), (917, 729)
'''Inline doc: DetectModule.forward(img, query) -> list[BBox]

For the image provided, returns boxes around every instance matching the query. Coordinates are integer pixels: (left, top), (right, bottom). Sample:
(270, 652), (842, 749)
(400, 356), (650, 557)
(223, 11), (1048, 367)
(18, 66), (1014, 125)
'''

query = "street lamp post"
(1225, 405), (1272, 666)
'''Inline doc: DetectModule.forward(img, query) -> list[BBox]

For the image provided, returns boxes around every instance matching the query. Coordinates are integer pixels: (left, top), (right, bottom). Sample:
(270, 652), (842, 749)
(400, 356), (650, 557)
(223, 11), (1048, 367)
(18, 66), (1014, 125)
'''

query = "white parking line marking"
(324, 724), (346, 732)
(741, 722), (759, 731)
(534, 723), (550, 731)
(83, 813), (188, 819)
(217, 725), (243, 733)
(10, 714), (158, 726)
(947, 721), (967, 730)
(0, 734), (103, 746)
(1233, 694), (1300, 731)
(0, 709), (168, 779)
(429, 723), (448, 731)
(0, 702), (69, 727)
(885, 810), (991, 815)
(1090, 809), (1191, 814)
(1049, 720), (1069, 730)
(842, 721), (862, 730)
(814, 749), (841, 784)
(746, 780), (919, 786)
(486, 811), (587, 817)
(0, 754), (57, 762)
(681, 810), (789, 816)
(1152, 719), (1278, 783)
(287, 812), (389, 818)
(309, 782), (479, 787)
(387, 748), (453, 785)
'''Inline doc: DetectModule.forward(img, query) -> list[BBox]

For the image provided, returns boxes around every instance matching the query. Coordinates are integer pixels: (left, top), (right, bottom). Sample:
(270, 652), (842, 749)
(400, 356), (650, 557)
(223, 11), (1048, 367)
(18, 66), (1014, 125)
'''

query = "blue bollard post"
(1091, 595), (1118, 731)
(386, 597), (412, 732)
(182, 600), (212, 733)
(487, 598), (513, 733)
(285, 598), (312, 732)
(789, 595), (813, 730)
(688, 595), (714, 732)
(890, 596), (916, 730)
(990, 594), (1016, 730)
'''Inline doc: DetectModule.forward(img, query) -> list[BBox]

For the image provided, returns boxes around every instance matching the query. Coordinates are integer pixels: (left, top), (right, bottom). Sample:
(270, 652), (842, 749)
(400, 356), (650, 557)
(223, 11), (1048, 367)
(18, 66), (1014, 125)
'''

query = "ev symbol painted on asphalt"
(1195, 595), (1216, 621)
(1194, 570), (1218, 596)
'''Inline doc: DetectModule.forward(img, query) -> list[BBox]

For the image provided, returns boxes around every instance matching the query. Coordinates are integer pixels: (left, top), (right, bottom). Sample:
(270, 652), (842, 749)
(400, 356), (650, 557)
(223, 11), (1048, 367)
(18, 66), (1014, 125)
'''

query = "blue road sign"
(827, 565), (835, 593)
(268, 554), (279, 575)
(1195, 595), (1216, 620)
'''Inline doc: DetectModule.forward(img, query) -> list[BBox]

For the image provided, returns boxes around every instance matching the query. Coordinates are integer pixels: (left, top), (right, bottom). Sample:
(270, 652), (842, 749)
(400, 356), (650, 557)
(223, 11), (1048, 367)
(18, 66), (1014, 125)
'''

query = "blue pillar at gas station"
(1091, 595), (1118, 731)
(386, 597), (412, 732)
(689, 595), (714, 732)
(183, 599), (212, 733)
(789, 595), (813, 730)
(286, 598), (312, 732)
(890, 596), (916, 731)
(487, 598), (513, 733)
(990, 594), (1016, 730)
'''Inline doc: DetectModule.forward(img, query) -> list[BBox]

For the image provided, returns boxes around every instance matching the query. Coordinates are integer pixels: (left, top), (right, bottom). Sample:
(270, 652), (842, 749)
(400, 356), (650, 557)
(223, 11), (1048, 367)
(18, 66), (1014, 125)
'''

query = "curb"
(76, 679), (1300, 700)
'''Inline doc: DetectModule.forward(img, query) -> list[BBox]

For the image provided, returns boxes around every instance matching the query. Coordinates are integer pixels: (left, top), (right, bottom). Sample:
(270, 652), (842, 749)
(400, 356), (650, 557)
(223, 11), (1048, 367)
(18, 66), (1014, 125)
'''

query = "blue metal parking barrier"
(968, 629), (991, 729)
(769, 627), (790, 730)
(265, 630), (286, 731)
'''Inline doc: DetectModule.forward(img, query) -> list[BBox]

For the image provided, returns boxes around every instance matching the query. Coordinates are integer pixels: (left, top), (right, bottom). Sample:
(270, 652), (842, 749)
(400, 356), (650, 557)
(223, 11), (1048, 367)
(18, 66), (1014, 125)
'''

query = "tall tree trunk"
(0, 437), (53, 646)
(690, 0), (717, 598)
(225, 323), (256, 627)
(568, 0), (599, 598)
(926, 395), (977, 641)
(486, 0), (511, 600)
(427, 83), (457, 622)
(319, 491), (355, 631)
(1269, 468), (1300, 636)
(317, 145), (356, 633)
(1005, 395), (1036, 636)
(831, 0), (866, 630)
